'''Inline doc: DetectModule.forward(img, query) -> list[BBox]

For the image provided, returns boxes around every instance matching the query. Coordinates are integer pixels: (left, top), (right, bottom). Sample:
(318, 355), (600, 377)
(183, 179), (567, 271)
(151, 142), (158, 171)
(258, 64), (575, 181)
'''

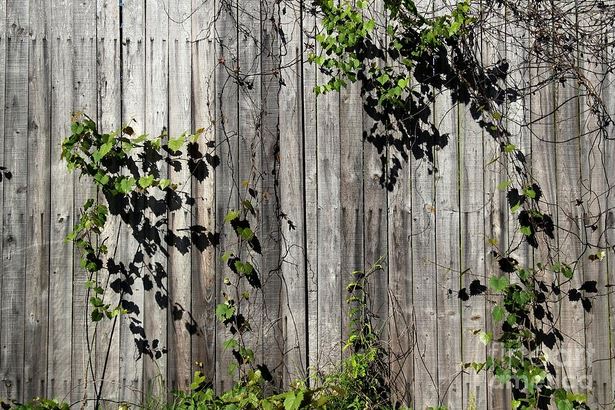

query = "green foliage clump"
(171, 261), (399, 410)
(0, 398), (69, 410)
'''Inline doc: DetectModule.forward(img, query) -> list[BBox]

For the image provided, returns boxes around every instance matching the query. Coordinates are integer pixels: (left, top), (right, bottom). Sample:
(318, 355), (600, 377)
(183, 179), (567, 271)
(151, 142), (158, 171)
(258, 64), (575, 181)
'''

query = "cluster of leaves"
(63, 113), (219, 356)
(215, 201), (265, 380)
(311, 0), (522, 190)
(459, 252), (598, 409)
(62, 114), (221, 406)
(173, 261), (400, 410)
(0, 398), (69, 410)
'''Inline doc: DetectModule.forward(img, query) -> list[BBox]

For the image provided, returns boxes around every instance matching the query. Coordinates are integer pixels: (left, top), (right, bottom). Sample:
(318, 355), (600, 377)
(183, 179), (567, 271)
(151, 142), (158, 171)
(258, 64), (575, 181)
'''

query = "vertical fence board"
(387, 122), (414, 406)
(118, 0), (146, 403)
(580, 46), (612, 405)
(605, 27), (615, 405)
(362, 0), (388, 350)
(0, 0), (5, 395)
(433, 1), (462, 402)
(340, 80), (363, 346)
(301, 1), (319, 379)
(214, 0), (239, 392)
(23, 0), (50, 400)
(47, 0), (73, 401)
(481, 9), (511, 408)
(71, 0), (97, 404)
(167, 0), (193, 393)
(0, 0), (29, 401)
(554, 58), (587, 396)
(459, 100), (487, 409)
(142, 0), (169, 401)
(258, 0), (284, 389)
(278, 0), (308, 384)
(190, 0), (215, 393)
(95, 0), (122, 404)
(315, 17), (342, 371)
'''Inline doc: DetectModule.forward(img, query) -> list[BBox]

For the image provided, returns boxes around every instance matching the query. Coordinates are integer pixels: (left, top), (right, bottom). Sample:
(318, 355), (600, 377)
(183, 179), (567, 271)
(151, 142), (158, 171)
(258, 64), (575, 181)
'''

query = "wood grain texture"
(95, 0), (122, 404)
(0, 0), (29, 401)
(118, 0), (147, 403)
(2, 0), (615, 404)
(71, 0), (97, 404)
(301, 1), (320, 380)
(23, 0), (50, 400)
(278, 0), (308, 384)
(167, 0), (193, 393)
(553, 61), (587, 397)
(214, 0), (239, 392)
(432, 1), (462, 402)
(142, 0), (169, 401)
(190, 0), (216, 391)
(579, 42), (612, 405)
(0, 0), (5, 396)
(316, 8), (342, 371)
(458, 102), (487, 409)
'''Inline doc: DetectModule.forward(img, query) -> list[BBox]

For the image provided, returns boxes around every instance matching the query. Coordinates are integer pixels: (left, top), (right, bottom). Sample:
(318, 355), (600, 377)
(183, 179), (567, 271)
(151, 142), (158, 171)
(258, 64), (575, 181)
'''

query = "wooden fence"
(1, 0), (614, 408)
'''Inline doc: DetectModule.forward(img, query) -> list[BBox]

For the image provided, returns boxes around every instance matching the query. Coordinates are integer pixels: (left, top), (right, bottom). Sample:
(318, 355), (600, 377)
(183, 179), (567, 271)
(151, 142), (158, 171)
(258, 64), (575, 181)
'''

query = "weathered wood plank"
(553, 59), (587, 397)
(0, 1), (5, 396)
(362, 0), (388, 353)
(579, 45), (612, 406)
(387, 123), (413, 406)
(605, 27), (615, 405)
(214, 0), (239, 392)
(23, 0), (50, 401)
(458, 102), (488, 409)
(118, 0), (147, 404)
(190, 0), (216, 391)
(410, 1), (437, 407)
(258, 1), (284, 389)
(167, 0), (193, 393)
(278, 0), (308, 384)
(95, 0), (122, 404)
(481, 8), (512, 408)
(0, 0), (29, 401)
(71, 0), (98, 404)
(339, 69), (363, 348)
(433, 1), (462, 404)
(315, 10), (342, 372)
(301, 2), (319, 380)
(47, 0), (74, 401)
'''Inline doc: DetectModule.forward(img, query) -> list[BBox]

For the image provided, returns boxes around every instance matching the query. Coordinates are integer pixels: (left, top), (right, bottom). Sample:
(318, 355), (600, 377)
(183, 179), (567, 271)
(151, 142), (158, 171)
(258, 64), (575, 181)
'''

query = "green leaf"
(489, 275), (509, 292)
(234, 260), (254, 275)
(492, 305), (505, 322)
(116, 176), (136, 194)
(93, 141), (113, 162)
(524, 187), (536, 199)
(223, 339), (239, 350)
(478, 331), (493, 345)
(561, 264), (574, 279)
(91, 309), (104, 322)
(283, 390), (304, 410)
(556, 399), (574, 410)
(520, 225), (532, 236)
(238, 227), (254, 241)
(377, 73), (390, 85)
(138, 175), (155, 189)
(497, 180), (510, 191)
(168, 134), (186, 152)
(158, 178), (172, 190)
(224, 210), (240, 223)
(215, 303), (235, 321)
